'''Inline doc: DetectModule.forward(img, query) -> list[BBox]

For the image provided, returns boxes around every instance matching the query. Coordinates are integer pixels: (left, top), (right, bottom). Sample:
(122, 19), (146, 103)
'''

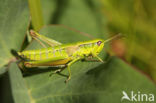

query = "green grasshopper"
(17, 30), (119, 83)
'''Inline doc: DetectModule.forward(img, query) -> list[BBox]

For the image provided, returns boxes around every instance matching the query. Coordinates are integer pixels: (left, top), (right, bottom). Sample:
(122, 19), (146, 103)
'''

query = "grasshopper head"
(93, 34), (121, 55)
(93, 39), (105, 55)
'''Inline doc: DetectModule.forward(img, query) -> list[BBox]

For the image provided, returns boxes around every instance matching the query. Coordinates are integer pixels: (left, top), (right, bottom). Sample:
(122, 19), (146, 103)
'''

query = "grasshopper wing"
(30, 30), (62, 47)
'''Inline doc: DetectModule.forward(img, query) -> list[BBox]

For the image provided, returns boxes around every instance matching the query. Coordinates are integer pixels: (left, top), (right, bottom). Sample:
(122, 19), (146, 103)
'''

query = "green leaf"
(0, 72), (14, 103)
(56, 0), (104, 38)
(41, 0), (107, 38)
(0, 66), (7, 76)
(6, 0), (156, 103)
(0, 0), (29, 74)
(15, 26), (155, 103)
(8, 63), (31, 103)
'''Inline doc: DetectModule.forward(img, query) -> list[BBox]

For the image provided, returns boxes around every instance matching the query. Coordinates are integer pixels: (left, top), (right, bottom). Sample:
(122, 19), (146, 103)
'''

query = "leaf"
(0, 66), (7, 76)
(0, 72), (14, 103)
(8, 63), (31, 103)
(7, 0), (156, 103)
(0, 0), (29, 74)
(18, 26), (156, 103)
(56, 0), (104, 38)
(41, 0), (107, 38)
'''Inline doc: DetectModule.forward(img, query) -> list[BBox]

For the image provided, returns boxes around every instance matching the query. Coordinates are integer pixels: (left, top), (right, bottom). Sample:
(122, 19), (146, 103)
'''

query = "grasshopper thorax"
(76, 39), (104, 57)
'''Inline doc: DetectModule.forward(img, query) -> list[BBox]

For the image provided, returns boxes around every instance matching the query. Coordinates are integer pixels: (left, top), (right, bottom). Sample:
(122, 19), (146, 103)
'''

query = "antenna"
(104, 33), (122, 43)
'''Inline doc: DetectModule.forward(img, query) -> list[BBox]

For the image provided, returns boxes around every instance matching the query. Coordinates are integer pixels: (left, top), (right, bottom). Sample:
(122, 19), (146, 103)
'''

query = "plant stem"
(28, 0), (44, 31)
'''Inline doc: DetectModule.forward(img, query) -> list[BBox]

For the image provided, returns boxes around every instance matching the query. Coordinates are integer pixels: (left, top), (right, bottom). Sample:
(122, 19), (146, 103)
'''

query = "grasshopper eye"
(97, 41), (102, 46)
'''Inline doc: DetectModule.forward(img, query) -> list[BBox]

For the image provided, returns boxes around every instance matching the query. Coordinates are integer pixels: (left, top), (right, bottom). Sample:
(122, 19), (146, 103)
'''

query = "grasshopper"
(17, 30), (119, 83)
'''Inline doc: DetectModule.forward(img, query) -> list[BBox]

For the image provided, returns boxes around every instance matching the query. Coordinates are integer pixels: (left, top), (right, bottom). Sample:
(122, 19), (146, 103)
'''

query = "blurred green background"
(101, 0), (156, 80)
(0, 0), (156, 103)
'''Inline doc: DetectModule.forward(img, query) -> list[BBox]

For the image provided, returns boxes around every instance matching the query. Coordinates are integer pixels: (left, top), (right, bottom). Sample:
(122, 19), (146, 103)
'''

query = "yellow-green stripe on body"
(18, 47), (68, 61)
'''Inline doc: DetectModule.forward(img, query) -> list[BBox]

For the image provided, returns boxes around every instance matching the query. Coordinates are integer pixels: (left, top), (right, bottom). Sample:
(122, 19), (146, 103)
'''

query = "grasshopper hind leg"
(49, 65), (66, 76)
